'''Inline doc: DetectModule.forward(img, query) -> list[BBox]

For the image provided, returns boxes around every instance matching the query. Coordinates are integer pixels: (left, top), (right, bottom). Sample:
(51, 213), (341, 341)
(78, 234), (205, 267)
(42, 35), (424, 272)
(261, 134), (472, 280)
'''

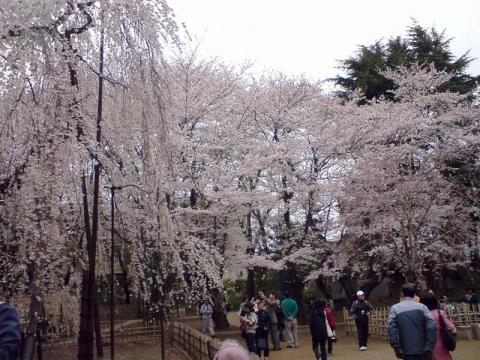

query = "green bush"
(224, 279), (247, 312)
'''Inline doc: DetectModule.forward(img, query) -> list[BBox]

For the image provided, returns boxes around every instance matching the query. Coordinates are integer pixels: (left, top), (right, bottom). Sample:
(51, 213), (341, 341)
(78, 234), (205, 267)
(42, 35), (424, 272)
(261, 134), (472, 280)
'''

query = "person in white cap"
(350, 290), (373, 351)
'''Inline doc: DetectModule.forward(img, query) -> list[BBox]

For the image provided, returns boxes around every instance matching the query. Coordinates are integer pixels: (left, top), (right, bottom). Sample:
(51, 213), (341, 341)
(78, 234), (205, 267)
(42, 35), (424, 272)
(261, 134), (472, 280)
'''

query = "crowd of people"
(346, 284), (462, 360)
(387, 283), (458, 360)
(235, 291), (337, 360)
(0, 285), (477, 360)
(210, 284), (478, 360)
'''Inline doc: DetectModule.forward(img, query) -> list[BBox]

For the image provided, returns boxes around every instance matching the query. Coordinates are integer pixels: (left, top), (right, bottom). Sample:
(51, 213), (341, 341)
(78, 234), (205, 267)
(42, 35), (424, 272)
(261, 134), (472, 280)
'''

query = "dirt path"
(46, 313), (480, 360)
(191, 312), (480, 360)
(213, 325), (480, 360)
(43, 341), (184, 360)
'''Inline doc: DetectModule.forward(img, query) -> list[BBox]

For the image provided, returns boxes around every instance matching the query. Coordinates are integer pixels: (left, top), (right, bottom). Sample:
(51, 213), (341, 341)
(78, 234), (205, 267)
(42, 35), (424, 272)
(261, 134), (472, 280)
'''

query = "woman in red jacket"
(324, 302), (337, 356)
(421, 293), (456, 360)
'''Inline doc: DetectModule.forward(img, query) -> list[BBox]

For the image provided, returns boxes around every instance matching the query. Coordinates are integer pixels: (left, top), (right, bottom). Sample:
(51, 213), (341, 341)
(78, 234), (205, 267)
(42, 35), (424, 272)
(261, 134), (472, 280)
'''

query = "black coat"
(256, 310), (271, 338)
(309, 309), (328, 341)
(0, 304), (21, 360)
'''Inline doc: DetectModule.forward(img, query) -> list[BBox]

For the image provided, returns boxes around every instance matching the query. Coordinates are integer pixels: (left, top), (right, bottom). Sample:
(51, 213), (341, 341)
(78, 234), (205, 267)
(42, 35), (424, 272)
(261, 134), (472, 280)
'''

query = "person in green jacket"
(281, 291), (299, 348)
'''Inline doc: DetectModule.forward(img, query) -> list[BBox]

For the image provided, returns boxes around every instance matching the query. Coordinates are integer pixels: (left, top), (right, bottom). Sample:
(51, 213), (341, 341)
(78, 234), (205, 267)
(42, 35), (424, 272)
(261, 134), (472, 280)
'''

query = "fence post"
(197, 334), (201, 360)
(207, 340), (212, 360)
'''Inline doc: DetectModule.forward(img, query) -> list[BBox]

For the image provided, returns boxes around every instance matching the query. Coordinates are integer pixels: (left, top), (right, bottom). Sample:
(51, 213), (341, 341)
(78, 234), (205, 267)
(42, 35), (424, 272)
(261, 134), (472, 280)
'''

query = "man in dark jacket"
(260, 292), (281, 351)
(350, 290), (373, 350)
(309, 300), (329, 360)
(388, 283), (436, 360)
(0, 302), (21, 360)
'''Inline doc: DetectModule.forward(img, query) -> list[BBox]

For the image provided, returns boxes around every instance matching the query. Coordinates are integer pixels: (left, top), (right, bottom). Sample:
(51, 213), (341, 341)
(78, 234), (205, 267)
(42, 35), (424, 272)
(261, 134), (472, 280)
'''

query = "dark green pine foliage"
(334, 21), (478, 101)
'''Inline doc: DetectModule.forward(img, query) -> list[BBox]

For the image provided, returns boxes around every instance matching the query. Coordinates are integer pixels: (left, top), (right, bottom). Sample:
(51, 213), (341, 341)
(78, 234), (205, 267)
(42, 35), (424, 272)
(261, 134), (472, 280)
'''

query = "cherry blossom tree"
(1, 3), (479, 354)
(333, 65), (480, 289)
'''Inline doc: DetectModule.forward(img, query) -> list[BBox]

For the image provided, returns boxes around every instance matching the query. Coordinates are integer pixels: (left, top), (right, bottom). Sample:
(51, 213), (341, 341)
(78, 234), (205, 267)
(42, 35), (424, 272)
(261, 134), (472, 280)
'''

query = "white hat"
(356, 290), (365, 296)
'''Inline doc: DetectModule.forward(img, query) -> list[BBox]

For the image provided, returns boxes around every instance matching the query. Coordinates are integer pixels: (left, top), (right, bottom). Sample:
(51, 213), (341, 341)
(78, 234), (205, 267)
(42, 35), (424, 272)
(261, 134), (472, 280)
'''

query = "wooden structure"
(343, 306), (389, 338)
(170, 322), (221, 360)
(343, 303), (480, 339)
(40, 320), (223, 360)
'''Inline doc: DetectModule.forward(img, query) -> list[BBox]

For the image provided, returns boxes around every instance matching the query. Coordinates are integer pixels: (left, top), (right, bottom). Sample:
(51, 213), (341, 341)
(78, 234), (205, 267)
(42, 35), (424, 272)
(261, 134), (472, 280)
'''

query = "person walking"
(324, 301), (337, 355)
(256, 301), (271, 360)
(260, 292), (281, 351)
(241, 302), (258, 355)
(0, 300), (21, 360)
(350, 290), (373, 351)
(421, 293), (456, 360)
(309, 300), (332, 360)
(281, 291), (299, 348)
(388, 283), (436, 360)
(200, 297), (215, 337)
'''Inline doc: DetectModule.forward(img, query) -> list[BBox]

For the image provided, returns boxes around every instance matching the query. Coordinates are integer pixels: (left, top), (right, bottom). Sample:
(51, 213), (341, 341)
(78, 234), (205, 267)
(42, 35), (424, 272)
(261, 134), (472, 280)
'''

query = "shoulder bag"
(438, 310), (456, 352)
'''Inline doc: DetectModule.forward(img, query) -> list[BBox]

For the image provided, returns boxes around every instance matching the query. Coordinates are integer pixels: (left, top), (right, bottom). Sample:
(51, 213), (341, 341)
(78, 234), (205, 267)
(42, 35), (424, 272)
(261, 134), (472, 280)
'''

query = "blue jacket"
(0, 303), (21, 360)
(388, 297), (436, 355)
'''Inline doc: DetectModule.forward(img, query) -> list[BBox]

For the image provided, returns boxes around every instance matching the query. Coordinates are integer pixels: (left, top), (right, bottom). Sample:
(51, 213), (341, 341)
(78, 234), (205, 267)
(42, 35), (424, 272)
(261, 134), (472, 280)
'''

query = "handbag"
(330, 330), (337, 343)
(324, 311), (334, 338)
(438, 310), (456, 352)
(257, 337), (267, 350)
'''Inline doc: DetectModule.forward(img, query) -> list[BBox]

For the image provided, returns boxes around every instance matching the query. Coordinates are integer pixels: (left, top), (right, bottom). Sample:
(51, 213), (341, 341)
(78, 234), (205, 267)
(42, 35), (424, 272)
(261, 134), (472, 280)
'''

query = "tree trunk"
(339, 276), (357, 303)
(211, 288), (229, 330)
(117, 249), (131, 304)
(387, 271), (406, 299)
(405, 270), (417, 283)
(160, 310), (165, 360)
(94, 293), (103, 358)
(21, 266), (43, 360)
(78, 271), (94, 360)
(315, 277), (332, 299)
(246, 269), (256, 299)
(36, 328), (43, 360)
(288, 269), (307, 324)
(78, 25), (104, 360)
(245, 211), (256, 299)
(360, 277), (383, 299)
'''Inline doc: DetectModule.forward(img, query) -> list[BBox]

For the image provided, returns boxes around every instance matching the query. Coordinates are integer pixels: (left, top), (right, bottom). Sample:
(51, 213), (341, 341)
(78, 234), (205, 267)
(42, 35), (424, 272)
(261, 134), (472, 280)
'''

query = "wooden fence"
(42, 320), (165, 348)
(343, 303), (480, 338)
(41, 320), (221, 360)
(343, 306), (390, 338)
(170, 322), (221, 360)
(444, 303), (480, 326)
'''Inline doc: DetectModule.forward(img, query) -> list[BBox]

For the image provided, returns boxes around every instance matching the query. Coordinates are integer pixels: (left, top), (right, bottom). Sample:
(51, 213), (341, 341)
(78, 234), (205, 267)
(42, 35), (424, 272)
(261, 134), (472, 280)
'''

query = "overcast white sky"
(168, 0), (480, 81)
